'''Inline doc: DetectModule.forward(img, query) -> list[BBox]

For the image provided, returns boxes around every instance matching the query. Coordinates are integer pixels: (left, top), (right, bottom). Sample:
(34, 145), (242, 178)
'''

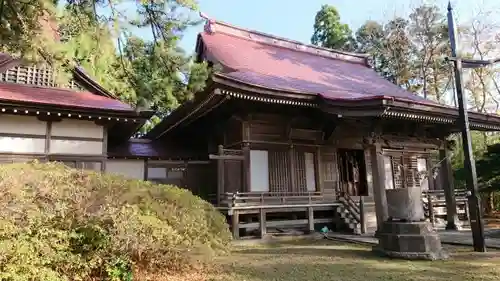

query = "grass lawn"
(207, 239), (500, 281)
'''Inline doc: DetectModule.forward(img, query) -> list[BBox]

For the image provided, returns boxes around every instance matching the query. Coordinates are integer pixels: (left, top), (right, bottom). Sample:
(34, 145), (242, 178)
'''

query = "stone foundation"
(373, 220), (449, 260)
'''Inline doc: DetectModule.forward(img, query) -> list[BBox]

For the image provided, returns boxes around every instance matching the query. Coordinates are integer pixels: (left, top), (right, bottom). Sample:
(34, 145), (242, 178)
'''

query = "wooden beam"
(322, 120), (337, 142)
(243, 143), (251, 192)
(143, 159), (148, 180)
(45, 121), (52, 155)
(426, 156), (435, 191)
(315, 146), (323, 192)
(209, 154), (245, 160)
(217, 145), (225, 206)
(101, 126), (108, 172)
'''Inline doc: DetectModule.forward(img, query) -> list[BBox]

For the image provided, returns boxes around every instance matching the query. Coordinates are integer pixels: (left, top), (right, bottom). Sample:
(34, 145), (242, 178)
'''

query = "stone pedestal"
(373, 221), (448, 260)
(374, 187), (448, 260)
(386, 187), (425, 221)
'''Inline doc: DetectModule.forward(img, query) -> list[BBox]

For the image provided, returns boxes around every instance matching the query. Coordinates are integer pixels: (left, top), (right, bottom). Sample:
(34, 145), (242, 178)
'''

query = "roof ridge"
(199, 12), (369, 66)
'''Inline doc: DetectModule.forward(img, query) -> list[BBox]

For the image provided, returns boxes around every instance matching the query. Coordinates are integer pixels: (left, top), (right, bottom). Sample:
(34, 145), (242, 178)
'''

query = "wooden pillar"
(315, 146), (323, 192)
(289, 145), (296, 192)
(143, 159), (149, 180)
(307, 206), (315, 233)
(45, 121), (52, 156)
(101, 126), (108, 172)
(359, 196), (367, 234)
(242, 143), (251, 192)
(425, 156), (435, 191)
(440, 146), (459, 230)
(232, 210), (240, 239)
(259, 208), (267, 238)
(369, 142), (388, 232)
(217, 145), (225, 206)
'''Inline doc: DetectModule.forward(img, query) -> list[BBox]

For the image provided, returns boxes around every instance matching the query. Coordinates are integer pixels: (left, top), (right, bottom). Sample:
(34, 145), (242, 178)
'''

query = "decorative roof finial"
(447, 1), (453, 12)
(199, 12), (210, 20)
(199, 12), (216, 34)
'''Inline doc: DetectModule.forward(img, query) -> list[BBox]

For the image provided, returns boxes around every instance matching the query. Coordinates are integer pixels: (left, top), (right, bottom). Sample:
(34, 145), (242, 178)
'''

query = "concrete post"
(440, 146), (459, 230)
(370, 143), (389, 232)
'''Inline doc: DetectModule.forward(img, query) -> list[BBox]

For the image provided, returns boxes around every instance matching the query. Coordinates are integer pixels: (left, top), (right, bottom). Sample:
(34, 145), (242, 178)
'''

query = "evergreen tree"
(311, 5), (355, 51)
(0, 0), (211, 118)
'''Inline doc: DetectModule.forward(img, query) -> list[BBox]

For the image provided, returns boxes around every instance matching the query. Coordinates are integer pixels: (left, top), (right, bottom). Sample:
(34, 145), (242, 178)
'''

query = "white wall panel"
(50, 140), (103, 155)
(106, 160), (145, 180)
(250, 150), (269, 192)
(0, 137), (45, 153)
(305, 152), (316, 191)
(51, 119), (103, 138)
(148, 167), (167, 179)
(0, 115), (46, 135)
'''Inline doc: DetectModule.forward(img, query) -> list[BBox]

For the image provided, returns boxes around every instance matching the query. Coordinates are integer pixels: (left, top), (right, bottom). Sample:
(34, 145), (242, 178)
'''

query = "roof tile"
(200, 24), (434, 104)
(0, 82), (133, 111)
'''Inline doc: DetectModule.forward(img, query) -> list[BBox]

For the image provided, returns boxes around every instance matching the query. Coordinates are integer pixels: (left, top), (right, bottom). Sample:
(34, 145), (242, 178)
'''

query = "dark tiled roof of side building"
(0, 82), (133, 112)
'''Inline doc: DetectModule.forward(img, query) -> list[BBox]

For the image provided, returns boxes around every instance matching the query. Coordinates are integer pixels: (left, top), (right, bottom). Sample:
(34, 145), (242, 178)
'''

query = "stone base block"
(374, 221), (448, 260)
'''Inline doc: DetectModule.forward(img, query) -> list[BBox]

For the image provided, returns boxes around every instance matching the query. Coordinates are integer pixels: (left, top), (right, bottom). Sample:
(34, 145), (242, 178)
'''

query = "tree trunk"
(484, 192), (494, 216)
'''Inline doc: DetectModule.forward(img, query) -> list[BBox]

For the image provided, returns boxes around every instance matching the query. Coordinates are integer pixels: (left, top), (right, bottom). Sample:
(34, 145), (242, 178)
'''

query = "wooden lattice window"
(293, 150), (307, 193)
(322, 154), (336, 182)
(0, 65), (86, 90)
(391, 156), (403, 189)
(386, 152), (428, 189)
(268, 151), (290, 194)
(405, 155), (420, 188)
(1, 65), (57, 87)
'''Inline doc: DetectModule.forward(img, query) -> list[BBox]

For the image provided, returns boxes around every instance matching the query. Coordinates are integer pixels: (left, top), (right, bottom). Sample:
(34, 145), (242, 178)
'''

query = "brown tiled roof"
(198, 20), (434, 104)
(0, 82), (133, 112)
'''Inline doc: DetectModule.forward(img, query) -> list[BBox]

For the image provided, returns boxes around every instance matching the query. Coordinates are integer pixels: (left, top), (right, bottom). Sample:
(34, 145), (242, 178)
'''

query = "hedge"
(0, 161), (231, 281)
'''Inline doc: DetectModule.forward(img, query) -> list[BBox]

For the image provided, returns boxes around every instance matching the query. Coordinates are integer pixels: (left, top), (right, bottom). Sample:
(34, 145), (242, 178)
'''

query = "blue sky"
(176, 0), (500, 55)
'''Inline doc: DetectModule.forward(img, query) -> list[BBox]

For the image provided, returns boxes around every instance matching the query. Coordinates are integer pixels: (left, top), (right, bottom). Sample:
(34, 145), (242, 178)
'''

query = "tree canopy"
(311, 4), (500, 210)
(0, 0), (210, 116)
(311, 5), (354, 51)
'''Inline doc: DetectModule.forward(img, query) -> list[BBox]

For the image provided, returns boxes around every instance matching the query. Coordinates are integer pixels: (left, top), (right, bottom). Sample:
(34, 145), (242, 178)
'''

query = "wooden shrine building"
(3, 17), (500, 239)
(0, 53), (153, 171)
(141, 19), (500, 238)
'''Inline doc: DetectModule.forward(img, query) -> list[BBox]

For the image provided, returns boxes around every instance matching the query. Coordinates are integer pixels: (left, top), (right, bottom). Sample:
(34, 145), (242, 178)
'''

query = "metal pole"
(447, 2), (486, 252)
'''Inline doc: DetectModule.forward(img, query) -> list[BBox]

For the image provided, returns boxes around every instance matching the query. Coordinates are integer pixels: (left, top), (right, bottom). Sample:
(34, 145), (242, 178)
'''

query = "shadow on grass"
(215, 240), (500, 281)
(236, 246), (378, 260)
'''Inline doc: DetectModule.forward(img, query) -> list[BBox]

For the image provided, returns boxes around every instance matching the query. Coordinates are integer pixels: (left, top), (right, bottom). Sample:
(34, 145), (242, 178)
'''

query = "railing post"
(307, 206), (315, 233)
(232, 209), (240, 239)
(359, 195), (366, 234)
(232, 192), (237, 207)
(259, 207), (266, 238)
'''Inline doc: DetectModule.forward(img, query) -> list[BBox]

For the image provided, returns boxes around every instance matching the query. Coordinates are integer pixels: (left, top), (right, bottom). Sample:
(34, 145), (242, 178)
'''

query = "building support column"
(369, 142), (388, 232)
(217, 145), (225, 206)
(242, 143), (251, 192)
(440, 144), (459, 230)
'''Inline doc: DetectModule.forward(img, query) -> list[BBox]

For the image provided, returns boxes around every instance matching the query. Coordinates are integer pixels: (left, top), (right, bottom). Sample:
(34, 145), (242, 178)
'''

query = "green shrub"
(0, 161), (231, 281)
